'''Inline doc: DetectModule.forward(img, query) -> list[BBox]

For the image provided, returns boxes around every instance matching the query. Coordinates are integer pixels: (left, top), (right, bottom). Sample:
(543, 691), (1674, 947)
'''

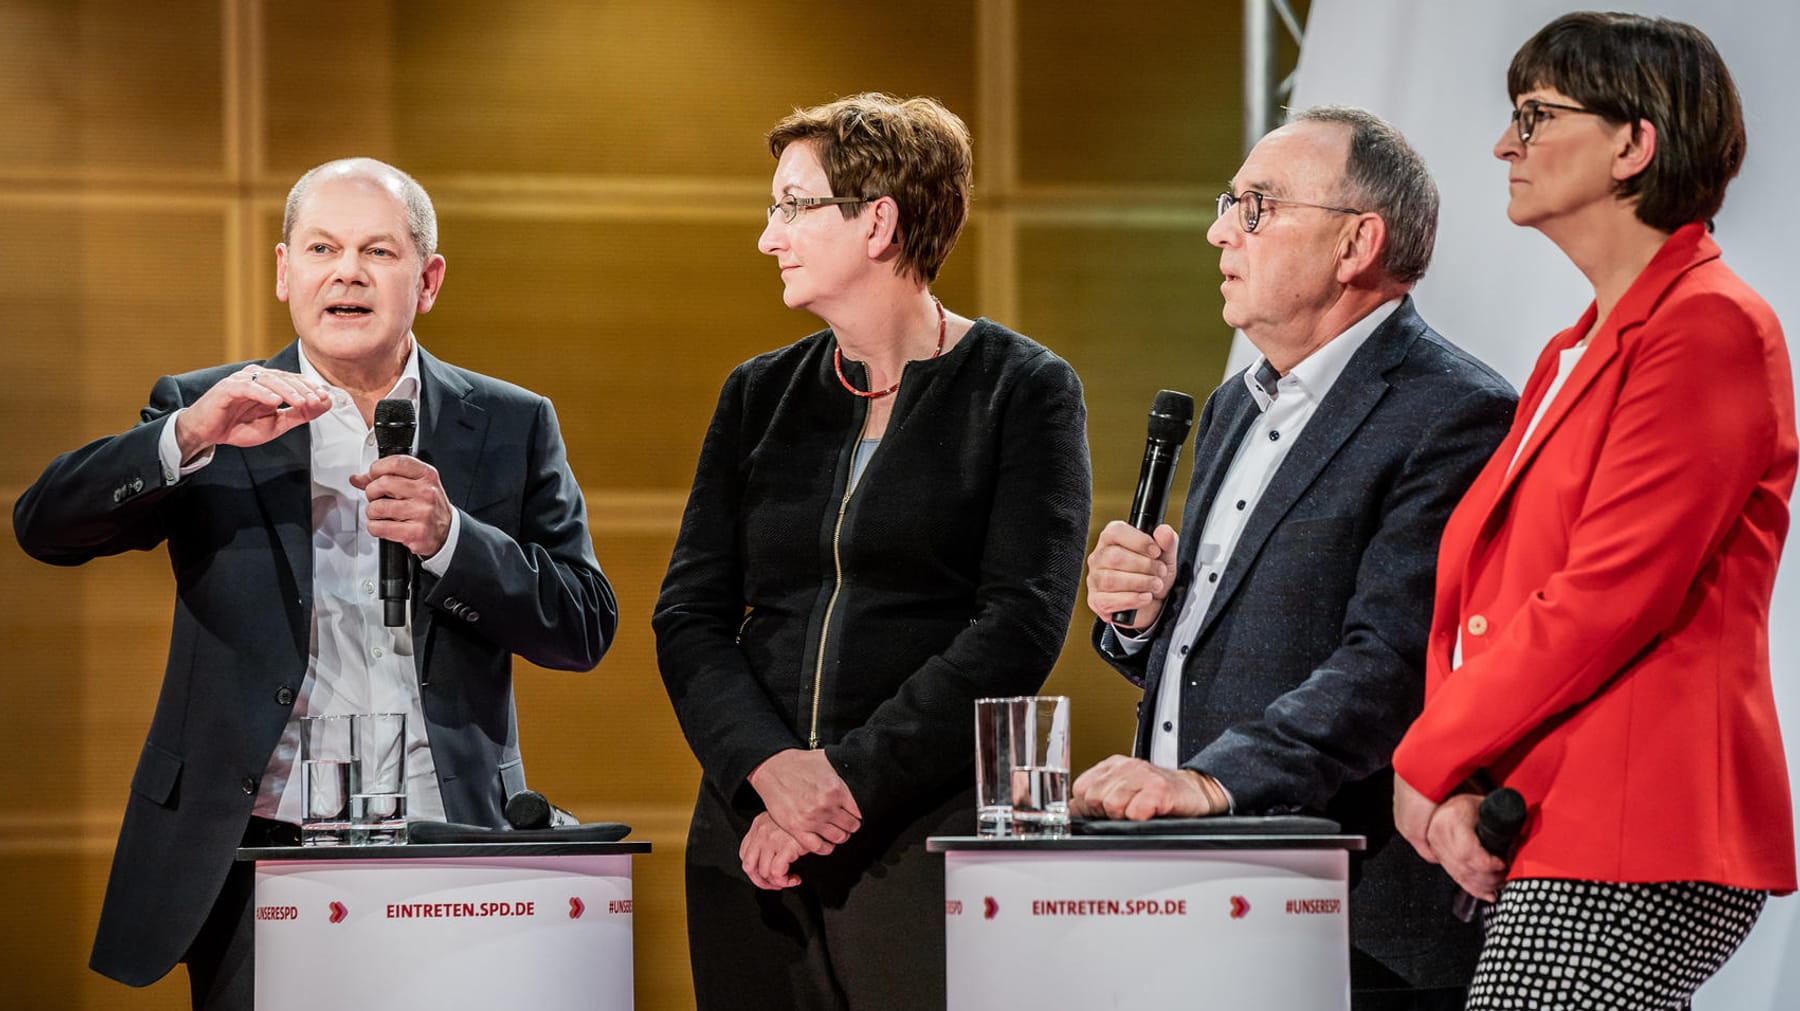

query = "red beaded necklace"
(834, 297), (946, 399)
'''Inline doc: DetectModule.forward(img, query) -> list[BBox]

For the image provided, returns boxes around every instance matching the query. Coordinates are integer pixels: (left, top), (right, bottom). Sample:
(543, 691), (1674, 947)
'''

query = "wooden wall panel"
(0, 1), (224, 178)
(2, 202), (89, 489)
(1, 204), (233, 481)
(0, 539), (87, 820)
(424, 215), (848, 486)
(1015, 222), (1230, 503)
(514, 522), (691, 807)
(3, 853), (118, 1009)
(389, 0), (978, 179)
(422, 215), (982, 487)
(1016, 1), (1238, 187)
(258, 2), (398, 177)
(261, 0), (978, 181)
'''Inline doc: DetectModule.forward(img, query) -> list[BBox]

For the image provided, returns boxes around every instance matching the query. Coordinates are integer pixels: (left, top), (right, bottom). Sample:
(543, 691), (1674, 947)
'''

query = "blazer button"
(465, 610), (480, 622)
(275, 686), (294, 706)
(241, 776), (258, 795)
(1467, 614), (1489, 636)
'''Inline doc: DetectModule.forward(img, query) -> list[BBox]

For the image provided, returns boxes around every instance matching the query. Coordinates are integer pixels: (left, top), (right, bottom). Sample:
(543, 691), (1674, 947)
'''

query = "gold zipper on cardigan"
(808, 410), (873, 748)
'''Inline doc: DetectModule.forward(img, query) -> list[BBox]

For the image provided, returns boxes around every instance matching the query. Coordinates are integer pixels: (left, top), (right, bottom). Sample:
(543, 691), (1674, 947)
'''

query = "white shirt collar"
(1241, 298), (1403, 412)
(295, 339), (423, 411)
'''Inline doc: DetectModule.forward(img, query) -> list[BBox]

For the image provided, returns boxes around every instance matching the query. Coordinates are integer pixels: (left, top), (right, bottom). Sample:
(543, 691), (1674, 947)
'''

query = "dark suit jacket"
(1093, 299), (1514, 990)
(12, 341), (618, 987)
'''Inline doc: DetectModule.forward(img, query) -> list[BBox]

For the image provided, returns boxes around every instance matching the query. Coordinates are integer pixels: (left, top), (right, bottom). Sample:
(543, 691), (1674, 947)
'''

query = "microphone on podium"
(1452, 786), (1527, 922)
(373, 398), (416, 627)
(505, 789), (579, 829)
(1112, 389), (1196, 627)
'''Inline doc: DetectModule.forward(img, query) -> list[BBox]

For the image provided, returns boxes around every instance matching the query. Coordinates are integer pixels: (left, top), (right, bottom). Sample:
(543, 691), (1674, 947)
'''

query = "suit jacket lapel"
(411, 347), (486, 666)
(1486, 321), (1616, 509)
(1136, 379), (1257, 745)
(1476, 223), (1720, 532)
(1178, 385), (1259, 568)
(416, 346), (483, 509)
(1197, 302), (1419, 638)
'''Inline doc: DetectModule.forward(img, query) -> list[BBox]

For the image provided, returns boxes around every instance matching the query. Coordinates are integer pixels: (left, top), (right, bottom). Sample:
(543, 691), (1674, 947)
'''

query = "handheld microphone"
(505, 789), (579, 830)
(1451, 786), (1527, 922)
(1113, 390), (1196, 626)
(373, 398), (416, 628)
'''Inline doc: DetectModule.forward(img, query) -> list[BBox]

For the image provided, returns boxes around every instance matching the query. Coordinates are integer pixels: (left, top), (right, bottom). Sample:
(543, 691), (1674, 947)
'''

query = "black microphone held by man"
(1113, 389), (1195, 626)
(373, 397), (416, 627)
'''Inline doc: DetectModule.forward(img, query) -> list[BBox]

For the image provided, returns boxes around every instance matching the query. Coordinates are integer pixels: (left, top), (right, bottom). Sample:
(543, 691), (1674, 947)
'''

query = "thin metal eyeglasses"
(1511, 98), (1599, 143)
(1215, 190), (1362, 234)
(766, 194), (879, 224)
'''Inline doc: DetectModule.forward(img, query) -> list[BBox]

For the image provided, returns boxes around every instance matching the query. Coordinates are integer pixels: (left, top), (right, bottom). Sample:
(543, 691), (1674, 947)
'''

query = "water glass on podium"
(1008, 696), (1071, 838)
(299, 713), (408, 846)
(975, 697), (1018, 837)
(349, 712), (408, 844)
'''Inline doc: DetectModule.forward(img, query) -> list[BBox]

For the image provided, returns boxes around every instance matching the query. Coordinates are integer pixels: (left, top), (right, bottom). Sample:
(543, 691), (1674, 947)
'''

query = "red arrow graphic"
(983, 896), (999, 920)
(568, 897), (585, 919)
(328, 901), (348, 924)
(1229, 896), (1251, 919)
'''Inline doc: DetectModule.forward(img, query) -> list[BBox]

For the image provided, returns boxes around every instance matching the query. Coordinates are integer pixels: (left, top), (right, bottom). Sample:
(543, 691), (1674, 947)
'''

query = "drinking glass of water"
(975, 697), (1021, 837)
(1008, 696), (1070, 838)
(300, 715), (355, 846)
(299, 712), (408, 846)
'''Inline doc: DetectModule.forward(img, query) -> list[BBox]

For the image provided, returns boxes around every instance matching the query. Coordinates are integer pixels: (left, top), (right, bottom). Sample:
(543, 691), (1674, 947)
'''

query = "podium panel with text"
(930, 833), (1362, 1011)
(241, 841), (650, 1011)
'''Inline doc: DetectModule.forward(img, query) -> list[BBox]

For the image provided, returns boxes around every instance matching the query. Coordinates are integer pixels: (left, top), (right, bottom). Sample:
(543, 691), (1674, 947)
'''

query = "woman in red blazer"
(1392, 12), (1796, 1009)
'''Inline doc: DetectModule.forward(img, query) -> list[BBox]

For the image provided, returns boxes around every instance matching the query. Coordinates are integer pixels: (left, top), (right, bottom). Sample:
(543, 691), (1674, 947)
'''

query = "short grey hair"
(1288, 105), (1438, 285)
(282, 157), (439, 261)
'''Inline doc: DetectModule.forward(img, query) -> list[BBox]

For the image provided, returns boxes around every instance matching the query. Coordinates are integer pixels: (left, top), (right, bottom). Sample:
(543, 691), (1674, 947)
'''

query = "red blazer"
(1393, 223), (1797, 890)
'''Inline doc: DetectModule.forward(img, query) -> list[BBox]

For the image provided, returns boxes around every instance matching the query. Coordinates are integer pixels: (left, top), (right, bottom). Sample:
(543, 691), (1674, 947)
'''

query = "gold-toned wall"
(0, 1), (1266, 1007)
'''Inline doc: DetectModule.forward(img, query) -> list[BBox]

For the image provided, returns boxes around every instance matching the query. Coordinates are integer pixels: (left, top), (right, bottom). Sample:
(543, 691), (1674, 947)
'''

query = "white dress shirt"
(157, 344), (454, 823)
(1121, 300), (1401, 772)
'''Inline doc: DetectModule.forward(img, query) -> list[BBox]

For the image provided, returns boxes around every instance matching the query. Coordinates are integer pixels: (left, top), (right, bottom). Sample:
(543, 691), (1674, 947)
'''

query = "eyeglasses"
(766, 194), (879, 224)
(1215, 190), (1362, 234)
(1510, 98), (1599, 143)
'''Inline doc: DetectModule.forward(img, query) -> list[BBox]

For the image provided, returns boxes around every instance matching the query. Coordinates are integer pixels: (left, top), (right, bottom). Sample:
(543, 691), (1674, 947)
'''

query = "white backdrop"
(1253, 3), (1800, 1007)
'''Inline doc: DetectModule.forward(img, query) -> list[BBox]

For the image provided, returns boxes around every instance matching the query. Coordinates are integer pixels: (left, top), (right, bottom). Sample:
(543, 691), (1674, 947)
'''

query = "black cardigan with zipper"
(654, 318), (1092, 826)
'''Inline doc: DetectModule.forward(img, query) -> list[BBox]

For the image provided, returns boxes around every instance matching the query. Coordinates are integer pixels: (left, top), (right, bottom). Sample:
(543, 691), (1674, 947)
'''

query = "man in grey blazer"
(1076, 108), (1514, 1010)
(12, 157), (617, 1010)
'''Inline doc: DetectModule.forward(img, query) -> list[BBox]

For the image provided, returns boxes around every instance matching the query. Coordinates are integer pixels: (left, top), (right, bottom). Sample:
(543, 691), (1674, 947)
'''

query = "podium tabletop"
(927, 834), (1365, 853)
(238, 840), (651, 862)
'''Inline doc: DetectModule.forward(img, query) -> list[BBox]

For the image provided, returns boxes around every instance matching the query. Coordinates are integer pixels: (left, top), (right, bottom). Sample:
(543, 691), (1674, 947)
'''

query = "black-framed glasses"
(1511, 98), (1599, 143)
(1216, 190), (1362, 234)
(766, 194), (879, 224)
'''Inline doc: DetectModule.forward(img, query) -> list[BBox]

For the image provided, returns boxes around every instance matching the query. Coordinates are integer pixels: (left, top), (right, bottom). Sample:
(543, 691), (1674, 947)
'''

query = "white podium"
(241, 840), (650, 1010)
(930, 829), (1363, 1011)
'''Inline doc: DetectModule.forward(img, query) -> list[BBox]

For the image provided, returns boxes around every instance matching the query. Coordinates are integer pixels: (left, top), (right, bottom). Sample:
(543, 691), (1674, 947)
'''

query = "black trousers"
(182, 817), (299, 1011)
(683, 777), (971, 1011)
(1354, 986), (1470, 1011)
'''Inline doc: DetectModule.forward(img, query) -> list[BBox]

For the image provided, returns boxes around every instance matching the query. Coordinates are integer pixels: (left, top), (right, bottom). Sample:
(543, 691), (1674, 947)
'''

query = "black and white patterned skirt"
(1467, 877), (1766, 1010)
